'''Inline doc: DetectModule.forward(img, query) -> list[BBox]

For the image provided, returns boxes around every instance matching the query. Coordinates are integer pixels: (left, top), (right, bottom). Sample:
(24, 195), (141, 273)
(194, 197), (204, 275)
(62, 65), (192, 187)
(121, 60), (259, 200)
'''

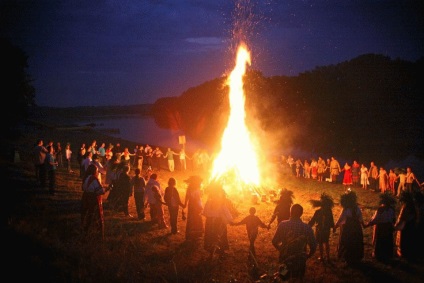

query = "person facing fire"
(268, 188), (295, 227)
(230, 206), (269, 258)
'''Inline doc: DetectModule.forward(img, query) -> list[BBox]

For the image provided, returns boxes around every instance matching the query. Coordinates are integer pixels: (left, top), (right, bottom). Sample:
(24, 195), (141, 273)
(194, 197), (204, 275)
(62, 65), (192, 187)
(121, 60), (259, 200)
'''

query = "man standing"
(330, 157), (341, 183)
(405, 167), (417, 193)
(33, 139), (49, 188)
(163, 148), (179, 172)
(272, 204), (317, 282)
(97, 142), (106, 165)
(369, 161), (379, 192)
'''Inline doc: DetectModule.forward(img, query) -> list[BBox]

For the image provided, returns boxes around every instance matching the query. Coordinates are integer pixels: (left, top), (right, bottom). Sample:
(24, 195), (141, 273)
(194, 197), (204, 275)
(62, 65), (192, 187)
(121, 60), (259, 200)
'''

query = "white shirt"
(145, 178), (162, 204)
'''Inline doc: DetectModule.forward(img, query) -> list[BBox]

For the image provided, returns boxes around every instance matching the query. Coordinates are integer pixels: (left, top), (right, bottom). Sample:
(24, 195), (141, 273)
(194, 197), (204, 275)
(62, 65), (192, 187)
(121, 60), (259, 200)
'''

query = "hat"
(184, 175), (203, 184)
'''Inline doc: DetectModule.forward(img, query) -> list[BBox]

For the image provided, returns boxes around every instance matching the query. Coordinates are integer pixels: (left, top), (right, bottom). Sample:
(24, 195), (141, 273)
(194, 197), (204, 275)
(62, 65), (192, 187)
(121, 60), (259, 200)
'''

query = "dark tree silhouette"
(0, 38), (35, 137)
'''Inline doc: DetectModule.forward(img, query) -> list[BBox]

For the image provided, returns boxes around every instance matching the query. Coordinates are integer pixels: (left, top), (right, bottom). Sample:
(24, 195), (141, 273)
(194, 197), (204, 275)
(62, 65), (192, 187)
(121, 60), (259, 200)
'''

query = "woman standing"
(183, 175), (204, 241)
(81, 164), (108, 240)
(310, 158), (318, 180)
(394, 191), (418, 261)
(334, 190), (365, 265)
(152, 185), (167, 228)
(364, 192), (396, 263)
(45, 145), (58, 194)
(378, 167), (389, 193)
(65, 142), (74, 173)
(388, 169), (397, 195)
(351, 161), (361, 187)
(203, 182), (234, 258)
(360, 164), (369, 190)
(341, 162), (353, 187)
(164, 177), (185, 234)
(268, 188), (294, 227)
(308, 193), (335, 263)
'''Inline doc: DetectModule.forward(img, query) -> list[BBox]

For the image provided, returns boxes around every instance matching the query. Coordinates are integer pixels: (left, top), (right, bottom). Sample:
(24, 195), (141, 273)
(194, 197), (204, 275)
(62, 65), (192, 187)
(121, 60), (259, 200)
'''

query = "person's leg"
(123, 197), (130, 216)
(249, 232), (258, 257)
(319, 242), (324, 260)
(170, 207), (178, 233)
(325, 242), (331, 262)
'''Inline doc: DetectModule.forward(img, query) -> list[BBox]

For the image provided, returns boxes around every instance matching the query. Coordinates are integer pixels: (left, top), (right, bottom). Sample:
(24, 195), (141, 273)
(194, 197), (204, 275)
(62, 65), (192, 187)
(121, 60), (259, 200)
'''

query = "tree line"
(152, 54), (424, 165)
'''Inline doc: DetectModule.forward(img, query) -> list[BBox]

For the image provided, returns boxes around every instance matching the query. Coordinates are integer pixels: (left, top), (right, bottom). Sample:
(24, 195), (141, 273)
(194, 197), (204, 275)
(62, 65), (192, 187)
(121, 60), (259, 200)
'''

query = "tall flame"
(210, 43), (260, 194)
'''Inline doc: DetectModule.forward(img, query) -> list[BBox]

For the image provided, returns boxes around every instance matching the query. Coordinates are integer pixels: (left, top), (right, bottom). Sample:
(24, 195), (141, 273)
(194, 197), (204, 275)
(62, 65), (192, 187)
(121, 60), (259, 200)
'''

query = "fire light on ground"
(209, 43), (262, 196)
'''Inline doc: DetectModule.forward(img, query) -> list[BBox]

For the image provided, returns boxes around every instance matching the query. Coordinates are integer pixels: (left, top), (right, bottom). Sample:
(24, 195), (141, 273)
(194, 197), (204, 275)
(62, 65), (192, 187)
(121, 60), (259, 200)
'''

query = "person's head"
(340, 190), (358, 209)
(150, 173), (158, 180)
(86, 164), (98, 176)
(168, 177), (176, 187)
(290, 204), (303, 218)
(135, 168), (141, 176)
(278, 188), (294, 204)
(249, 207), (256, 215)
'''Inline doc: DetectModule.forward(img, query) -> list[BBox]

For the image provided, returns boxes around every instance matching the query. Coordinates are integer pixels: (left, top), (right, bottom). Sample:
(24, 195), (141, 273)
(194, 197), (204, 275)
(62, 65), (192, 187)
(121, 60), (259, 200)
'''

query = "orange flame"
(209, 43), (261, 195)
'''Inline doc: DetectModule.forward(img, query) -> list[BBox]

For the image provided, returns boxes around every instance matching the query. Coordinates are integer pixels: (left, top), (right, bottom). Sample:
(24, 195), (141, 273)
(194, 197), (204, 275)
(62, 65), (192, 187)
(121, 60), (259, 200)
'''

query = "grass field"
(3, 121), (424, 283)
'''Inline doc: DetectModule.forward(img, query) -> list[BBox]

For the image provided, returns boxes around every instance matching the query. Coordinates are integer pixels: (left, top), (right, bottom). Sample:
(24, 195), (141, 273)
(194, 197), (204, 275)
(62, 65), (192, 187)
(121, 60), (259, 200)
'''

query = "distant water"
(79, 116), (206, 153)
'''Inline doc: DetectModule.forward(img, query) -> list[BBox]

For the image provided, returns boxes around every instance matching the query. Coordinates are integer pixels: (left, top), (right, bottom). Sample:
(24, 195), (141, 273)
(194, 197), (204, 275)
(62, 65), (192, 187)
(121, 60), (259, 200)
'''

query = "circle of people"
(33, 139), (424, 282)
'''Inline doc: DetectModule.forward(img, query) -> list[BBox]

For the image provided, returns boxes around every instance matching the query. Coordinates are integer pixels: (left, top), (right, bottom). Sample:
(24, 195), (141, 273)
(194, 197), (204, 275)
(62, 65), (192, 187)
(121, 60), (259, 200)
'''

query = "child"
(231, 207), (269, 257)
(308, 192), (335, 263)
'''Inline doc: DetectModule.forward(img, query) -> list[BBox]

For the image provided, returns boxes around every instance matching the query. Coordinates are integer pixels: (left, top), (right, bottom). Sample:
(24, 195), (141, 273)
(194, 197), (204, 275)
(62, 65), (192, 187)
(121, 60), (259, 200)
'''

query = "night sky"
(2, 0), (423, 107)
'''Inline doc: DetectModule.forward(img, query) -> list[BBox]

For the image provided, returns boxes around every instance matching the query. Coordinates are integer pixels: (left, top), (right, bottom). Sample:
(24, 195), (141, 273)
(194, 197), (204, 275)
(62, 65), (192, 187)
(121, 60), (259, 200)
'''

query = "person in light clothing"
(163, 147), (179, 172)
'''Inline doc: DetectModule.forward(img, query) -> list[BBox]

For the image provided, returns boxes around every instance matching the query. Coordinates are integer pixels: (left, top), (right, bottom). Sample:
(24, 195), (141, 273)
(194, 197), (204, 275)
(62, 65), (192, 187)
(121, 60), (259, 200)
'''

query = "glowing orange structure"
(209, 43), (262, 196)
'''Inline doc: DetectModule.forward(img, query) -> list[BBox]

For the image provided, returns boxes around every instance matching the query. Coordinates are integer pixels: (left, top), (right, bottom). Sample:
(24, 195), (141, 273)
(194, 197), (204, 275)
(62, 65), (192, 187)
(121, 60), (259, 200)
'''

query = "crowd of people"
(32, 138), (424, 282)
(282, 155), (423, 195)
